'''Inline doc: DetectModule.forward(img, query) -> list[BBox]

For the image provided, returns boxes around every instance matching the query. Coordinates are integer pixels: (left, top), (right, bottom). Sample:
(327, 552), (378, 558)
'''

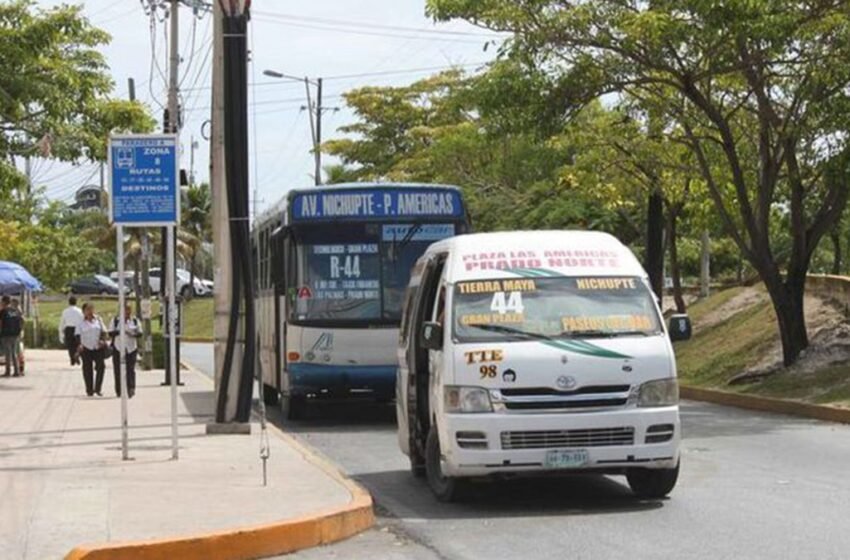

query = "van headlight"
(637, 378), (679, 407)
(445, 386), (493, 413)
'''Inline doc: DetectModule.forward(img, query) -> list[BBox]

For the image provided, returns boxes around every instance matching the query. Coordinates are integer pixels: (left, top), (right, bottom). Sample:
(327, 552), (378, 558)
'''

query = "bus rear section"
(253, 183), (470, 419)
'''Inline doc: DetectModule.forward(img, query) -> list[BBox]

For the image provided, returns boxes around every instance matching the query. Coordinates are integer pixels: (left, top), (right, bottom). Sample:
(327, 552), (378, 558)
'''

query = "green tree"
(325, 68), (614, 232)
(181, 182), (212, 294)
(0, 1), (154, 208)
(429, 0), (850, 366)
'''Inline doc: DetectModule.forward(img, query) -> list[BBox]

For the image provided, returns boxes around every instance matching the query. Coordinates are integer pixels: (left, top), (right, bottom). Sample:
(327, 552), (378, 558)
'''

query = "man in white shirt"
(109, 304), (141, 398)
(58, 296), (84, 366)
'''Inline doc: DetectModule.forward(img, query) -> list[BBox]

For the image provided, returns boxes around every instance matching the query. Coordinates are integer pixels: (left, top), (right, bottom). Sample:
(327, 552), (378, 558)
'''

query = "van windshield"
(452, 276), (662, 342)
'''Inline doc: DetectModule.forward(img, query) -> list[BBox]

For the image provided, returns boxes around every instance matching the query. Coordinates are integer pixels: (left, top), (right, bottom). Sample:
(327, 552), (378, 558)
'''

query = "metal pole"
(117, 224), (130, 460)
(168, 224), (179, 459)
(167, 0), (180, 458)
(162, 0), (180, 384)
(129, 76), (153, 370)
(315, 77), (322, 185)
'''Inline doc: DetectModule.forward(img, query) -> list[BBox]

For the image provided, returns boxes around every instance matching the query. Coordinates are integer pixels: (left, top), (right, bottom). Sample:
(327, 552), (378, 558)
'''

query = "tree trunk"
(188, 250), (197, 301)
(830, 230), (841, 275)
(762, 270), (809, 366)
(646, 191), (665, 304)
(700, 230), (710, 298)
(666, 208), (686, 313)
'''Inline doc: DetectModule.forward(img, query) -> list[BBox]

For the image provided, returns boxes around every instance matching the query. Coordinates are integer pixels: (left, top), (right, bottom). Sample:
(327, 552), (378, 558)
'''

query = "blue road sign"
(109, 134), (179, 226)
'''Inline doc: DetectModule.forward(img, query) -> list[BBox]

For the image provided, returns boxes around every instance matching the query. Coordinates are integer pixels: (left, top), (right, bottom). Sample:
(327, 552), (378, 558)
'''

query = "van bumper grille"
(500, 427), (635, 450)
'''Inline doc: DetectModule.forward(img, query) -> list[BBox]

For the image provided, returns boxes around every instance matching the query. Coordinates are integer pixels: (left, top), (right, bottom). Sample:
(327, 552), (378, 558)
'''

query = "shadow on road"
(267, 401), (664, 520)
(360, 469), (664, 519)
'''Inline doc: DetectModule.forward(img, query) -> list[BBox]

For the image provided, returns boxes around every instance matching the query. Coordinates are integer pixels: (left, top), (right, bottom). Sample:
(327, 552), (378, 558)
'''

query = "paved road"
(184, 344), (850, 559)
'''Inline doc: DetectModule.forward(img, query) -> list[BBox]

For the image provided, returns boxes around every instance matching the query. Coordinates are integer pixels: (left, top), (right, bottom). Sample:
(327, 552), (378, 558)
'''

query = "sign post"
(109, 133), (180, 460)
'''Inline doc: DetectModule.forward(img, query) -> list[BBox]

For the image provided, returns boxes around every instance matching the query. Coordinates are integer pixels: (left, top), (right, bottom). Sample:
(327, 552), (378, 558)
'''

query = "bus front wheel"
(281, 393), (305, 421)
(626, 461), (680, 499)
(425, 426), (466, 502)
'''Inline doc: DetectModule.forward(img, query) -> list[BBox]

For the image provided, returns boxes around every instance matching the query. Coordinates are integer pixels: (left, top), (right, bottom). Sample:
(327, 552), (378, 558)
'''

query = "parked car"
(148, 268), (210, 298)
(68, 274), (129, 295)
(109, 271), (136, 292)
(200, 278), (214, 295)
(0, 339), (24, 375)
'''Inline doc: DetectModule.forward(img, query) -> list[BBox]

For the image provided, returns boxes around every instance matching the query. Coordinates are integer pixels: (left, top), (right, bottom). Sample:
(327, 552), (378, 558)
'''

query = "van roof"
(430, 231), (647, 281)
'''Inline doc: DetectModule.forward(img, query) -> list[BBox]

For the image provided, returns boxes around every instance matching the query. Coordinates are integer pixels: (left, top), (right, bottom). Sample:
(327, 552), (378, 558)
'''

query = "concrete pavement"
(0, 350), (372, 560)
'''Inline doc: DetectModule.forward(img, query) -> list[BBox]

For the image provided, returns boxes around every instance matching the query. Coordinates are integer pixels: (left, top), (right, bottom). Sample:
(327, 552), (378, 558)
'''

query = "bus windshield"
(452, 276), (662, 343)
(292, 222), (457, 323)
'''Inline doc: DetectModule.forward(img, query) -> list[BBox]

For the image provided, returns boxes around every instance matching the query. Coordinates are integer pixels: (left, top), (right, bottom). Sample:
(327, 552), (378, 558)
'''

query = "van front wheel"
(626, 461), (680, 499)
(425, 427), (466, 502)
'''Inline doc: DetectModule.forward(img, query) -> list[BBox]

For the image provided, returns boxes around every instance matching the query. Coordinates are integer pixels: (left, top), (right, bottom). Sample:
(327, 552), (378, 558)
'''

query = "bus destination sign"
(291, 188), (464, 221)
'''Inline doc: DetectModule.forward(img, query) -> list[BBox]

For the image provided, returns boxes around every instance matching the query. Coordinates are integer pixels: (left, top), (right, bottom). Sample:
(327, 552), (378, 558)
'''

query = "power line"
(252, 10), (502, 38)
(251, 16), (490, 45)
(322, 62), (487, 81)
(179, 62), (487, 92)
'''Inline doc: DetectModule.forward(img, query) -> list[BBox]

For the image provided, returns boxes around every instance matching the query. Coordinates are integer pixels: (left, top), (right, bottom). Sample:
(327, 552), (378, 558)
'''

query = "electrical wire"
(251, 16), (488, 45)
(252, 10), (502, 38)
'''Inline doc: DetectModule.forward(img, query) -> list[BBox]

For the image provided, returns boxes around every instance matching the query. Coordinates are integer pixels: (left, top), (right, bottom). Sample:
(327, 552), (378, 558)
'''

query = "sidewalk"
(0, 350), (372, 560)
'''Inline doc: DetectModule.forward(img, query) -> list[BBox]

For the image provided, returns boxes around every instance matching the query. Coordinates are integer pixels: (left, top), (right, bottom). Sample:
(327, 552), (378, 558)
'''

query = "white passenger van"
(396, 231), (692, 501)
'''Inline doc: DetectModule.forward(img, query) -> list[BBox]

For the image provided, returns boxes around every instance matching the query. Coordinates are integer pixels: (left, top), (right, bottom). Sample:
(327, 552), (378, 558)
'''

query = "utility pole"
(314, 77), (322, 185)
(130, 76), (154, 370)
(209, 0), (248, 430)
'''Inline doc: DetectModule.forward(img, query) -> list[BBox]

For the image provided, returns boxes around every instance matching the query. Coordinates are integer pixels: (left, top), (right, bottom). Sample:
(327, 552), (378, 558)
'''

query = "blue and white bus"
(253, 183), (470, 419)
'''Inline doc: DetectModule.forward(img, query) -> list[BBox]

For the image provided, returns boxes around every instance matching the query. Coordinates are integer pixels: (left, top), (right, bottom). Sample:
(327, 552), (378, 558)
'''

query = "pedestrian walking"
(0, 295), (23, 377)
(58, 296), (84, 366)
(109, 304), (141, 398)
(75, 303), (108, 397)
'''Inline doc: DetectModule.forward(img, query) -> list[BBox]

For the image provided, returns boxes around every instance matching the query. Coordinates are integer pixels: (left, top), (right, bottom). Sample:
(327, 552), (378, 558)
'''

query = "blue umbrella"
(0, 261), (44, 294)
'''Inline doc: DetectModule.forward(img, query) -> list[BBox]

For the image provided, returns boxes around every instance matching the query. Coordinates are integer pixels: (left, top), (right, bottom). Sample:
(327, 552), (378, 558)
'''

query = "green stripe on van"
(541, 339), (632, 360)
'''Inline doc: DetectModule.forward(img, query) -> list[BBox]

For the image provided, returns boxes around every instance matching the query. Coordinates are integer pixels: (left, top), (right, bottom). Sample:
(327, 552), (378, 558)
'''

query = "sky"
(32, 0), (501, 215)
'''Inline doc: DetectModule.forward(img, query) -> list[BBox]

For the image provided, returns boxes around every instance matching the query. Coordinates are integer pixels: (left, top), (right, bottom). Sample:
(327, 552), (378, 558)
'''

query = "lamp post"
(263, 69), (322, 185)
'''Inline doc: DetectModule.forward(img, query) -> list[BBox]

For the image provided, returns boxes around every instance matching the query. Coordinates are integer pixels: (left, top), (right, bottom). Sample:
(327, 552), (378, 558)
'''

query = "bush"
(23, 318), (63, 349)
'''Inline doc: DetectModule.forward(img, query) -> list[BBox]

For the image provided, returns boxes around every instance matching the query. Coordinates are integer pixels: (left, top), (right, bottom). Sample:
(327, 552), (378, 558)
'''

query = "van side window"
(433, 286), (446, 327)
(399, 287), (416, 344)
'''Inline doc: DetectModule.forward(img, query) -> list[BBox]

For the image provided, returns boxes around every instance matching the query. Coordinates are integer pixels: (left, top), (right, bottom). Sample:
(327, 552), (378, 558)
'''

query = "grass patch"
(675, 299), (777, 387)
(34, 297), (213, 340)
(675, 286), (850, 408)
(737, 365), (850, 408)
(684, 286), (747, 325)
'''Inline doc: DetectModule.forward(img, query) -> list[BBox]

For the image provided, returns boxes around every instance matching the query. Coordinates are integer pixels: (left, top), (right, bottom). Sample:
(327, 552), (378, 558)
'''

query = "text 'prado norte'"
(293, 189), (462, 219)
(462, 249), (621, 271)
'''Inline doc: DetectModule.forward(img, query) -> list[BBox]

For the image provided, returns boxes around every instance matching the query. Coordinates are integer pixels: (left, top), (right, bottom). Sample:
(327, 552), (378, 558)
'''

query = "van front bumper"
(440, 406), (680, 477)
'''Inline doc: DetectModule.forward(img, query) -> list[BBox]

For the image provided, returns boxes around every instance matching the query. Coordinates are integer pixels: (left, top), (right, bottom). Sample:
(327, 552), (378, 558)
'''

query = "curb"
(65, 363), (375, 560)
(681, 385), (850, 424)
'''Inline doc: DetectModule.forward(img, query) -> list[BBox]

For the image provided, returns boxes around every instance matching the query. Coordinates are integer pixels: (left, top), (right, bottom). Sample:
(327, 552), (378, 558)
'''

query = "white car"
(114, 269), (209, 298)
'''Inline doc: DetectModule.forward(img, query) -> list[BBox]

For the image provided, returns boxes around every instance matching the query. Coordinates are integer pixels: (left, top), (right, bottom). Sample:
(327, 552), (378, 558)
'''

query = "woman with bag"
(75, 302), (108, 397)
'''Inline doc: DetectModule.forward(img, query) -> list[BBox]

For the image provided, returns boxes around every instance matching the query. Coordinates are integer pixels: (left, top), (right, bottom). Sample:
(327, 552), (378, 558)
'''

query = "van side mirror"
(420, 321), (443, 351)
(668, 314), (692, 342)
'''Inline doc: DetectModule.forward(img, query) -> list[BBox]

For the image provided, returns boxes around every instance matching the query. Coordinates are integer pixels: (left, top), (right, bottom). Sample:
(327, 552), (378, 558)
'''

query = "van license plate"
(544, 449), (589, 469)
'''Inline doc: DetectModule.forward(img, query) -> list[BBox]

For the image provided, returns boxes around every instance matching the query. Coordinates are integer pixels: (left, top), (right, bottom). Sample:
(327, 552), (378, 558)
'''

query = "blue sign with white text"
(290, 187), (464, 221)
(110, 135), (179, 225)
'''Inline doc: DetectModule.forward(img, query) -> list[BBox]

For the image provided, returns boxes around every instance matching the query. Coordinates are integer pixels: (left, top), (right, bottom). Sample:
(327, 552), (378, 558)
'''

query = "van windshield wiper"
(467, 323), (553, 341)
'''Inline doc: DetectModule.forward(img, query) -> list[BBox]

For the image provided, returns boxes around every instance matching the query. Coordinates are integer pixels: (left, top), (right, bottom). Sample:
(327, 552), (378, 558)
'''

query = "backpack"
(1, 308), (22, 337)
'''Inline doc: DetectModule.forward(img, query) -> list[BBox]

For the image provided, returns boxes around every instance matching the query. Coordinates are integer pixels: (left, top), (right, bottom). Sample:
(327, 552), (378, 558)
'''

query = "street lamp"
(263, 68), (322, 185)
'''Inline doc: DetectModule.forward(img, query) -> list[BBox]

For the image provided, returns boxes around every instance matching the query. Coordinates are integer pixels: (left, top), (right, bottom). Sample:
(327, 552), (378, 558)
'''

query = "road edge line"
(681, 385), (850, 424)
(64, 361), (375, 560)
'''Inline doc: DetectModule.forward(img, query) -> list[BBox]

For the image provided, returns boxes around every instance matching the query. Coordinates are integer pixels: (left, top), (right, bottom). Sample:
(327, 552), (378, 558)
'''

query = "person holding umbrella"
(75, 302), (108, 396)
